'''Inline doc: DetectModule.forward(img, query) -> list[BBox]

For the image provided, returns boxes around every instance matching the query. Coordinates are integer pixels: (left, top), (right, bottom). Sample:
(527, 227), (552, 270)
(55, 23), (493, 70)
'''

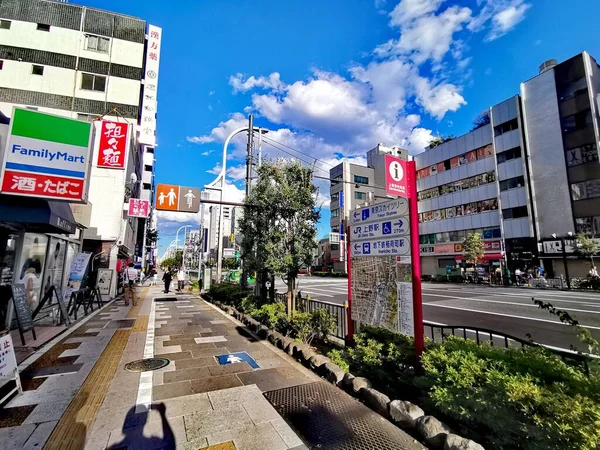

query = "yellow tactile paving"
(132, 315), (149, 332)
(200, 441), (237, 450)
(44, 329), (131, 450)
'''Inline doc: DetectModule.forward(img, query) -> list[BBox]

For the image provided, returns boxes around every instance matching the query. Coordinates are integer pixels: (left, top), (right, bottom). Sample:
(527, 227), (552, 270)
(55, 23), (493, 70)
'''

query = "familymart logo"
(11, 144), (85, 164)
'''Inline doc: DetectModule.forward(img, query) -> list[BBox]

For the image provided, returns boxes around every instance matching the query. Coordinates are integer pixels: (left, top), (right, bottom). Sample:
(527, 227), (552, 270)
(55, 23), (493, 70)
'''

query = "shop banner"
(0, 108), (93, 202)
(128, 199), (150, 218)
(0, 333), (18, 390)
(63, 253), (92, 303)
(97, 121), (130, 169)
(96, 268), (113, 296)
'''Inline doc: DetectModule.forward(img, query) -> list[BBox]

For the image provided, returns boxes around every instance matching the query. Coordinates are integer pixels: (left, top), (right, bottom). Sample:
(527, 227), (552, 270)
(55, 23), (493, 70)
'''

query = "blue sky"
(79, 0), (600, 256)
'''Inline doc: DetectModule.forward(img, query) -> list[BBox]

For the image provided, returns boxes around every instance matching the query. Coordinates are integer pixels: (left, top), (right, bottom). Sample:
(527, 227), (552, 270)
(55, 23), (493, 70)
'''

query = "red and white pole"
(346, 225), (355, 345)
(408, 161), (424, 359)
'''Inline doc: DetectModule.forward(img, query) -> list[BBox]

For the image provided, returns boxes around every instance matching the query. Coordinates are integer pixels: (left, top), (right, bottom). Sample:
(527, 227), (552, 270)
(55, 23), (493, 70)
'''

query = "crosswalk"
(274, 277), (348, 304)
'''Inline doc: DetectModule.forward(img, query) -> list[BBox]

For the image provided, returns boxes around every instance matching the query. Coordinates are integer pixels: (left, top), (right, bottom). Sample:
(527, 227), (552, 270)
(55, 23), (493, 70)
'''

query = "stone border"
(204, 296), (485, 450)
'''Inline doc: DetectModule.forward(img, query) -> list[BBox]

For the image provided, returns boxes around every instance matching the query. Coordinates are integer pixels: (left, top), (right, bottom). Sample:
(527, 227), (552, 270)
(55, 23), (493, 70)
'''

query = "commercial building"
(329, 144), (406, 272)
(0, 0), (160, 305)
(313, 238), (332, 271)
(415, 51), (600, 279)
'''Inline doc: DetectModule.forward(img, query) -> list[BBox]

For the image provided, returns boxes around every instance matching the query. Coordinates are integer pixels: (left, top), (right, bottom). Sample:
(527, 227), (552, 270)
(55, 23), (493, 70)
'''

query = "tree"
(222, 258), (239, 270)
(471, 111), (490, 130)
(463, 232), (485, 265)
(240, 159), (320, 314)
(575, 233), (599, 268)
(429, 133), (456, 149)
(160, 257), (178, 269)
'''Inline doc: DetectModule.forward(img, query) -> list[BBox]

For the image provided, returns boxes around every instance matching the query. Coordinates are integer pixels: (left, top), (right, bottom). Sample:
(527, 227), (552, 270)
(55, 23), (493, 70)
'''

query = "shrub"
(288, 309), (337, 345)
(208, 283), (249, 308)
(328, 349), (350, 372)
(250, 302), (289, 333)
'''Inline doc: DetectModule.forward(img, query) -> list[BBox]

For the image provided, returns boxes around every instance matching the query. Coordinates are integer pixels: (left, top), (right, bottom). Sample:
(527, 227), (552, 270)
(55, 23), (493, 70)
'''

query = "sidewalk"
(0, 285), (425, 450)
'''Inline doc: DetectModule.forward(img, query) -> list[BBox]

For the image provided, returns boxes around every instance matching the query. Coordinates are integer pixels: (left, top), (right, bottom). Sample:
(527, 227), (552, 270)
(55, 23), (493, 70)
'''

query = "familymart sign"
(0, 108), (93, 202)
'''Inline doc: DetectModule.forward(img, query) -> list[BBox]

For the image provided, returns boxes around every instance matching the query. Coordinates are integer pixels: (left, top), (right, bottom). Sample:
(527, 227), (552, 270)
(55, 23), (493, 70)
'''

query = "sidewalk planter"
(204, 294), (485, 450)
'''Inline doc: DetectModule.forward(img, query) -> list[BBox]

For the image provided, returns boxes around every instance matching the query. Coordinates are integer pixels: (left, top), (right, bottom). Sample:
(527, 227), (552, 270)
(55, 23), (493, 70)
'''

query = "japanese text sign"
(352, 236), (411, 257)
(97, 121), (130, 169)
(139, 24), (162, 147)
(128, 198), (150, 218)
(385, 155), (410, 198)
(350, 198), (409, 225)
(0, 108), (92, 202)
(156, 184), (200, 213)
(0, 334), (18, 390)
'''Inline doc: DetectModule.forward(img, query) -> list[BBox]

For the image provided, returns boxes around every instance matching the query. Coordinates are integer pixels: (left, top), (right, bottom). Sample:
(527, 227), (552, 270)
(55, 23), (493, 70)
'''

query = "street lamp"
(205, 125), (269, 283)
(175, 225), (192, 252)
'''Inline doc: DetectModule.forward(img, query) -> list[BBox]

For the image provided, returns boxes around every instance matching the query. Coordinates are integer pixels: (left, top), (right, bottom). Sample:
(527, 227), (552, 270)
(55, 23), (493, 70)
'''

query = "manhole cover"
(125, 358), (170, 372)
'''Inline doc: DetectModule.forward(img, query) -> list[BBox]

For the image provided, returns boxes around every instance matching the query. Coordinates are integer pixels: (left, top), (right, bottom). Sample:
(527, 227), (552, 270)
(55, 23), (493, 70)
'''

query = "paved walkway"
(0, 285), (423, 449)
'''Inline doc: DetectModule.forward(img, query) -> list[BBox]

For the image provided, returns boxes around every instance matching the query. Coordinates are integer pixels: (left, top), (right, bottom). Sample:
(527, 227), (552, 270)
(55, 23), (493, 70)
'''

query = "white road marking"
(424, 303), (600, 330)
(424, 286), (600, 302)
(301, 290), (335, 298)
(424, 293), (600, 315)
(135, 298), (156, 413)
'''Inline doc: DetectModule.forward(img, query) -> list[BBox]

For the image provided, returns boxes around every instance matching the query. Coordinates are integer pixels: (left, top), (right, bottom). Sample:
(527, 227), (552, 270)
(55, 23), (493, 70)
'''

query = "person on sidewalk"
(163, 267), (172, 293)
(177, 267), (186, 292)
(124, 263), (138, 306)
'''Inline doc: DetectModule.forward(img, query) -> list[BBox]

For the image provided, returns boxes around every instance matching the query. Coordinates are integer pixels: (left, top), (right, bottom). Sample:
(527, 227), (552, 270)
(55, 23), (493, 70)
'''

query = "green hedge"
(208, 283), (250, 310)
(312, 271), (348, 278)
(331, 326), (600, 450)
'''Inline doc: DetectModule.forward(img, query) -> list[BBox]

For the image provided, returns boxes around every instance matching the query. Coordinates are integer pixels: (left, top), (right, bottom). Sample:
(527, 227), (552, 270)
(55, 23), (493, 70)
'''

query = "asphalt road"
(275, 277), (600, 352)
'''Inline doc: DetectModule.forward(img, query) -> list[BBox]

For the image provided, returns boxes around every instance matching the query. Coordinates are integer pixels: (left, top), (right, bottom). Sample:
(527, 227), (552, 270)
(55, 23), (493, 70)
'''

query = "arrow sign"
(350, 198), (408, 225)
(352, 236), (411, 257)
(354, 243), (360, 251)
(350, 215), (409, 242)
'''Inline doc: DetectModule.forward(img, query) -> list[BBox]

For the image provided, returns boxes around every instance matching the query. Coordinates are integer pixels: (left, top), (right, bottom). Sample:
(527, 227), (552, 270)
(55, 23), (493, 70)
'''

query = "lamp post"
(205, 125), (269, 283)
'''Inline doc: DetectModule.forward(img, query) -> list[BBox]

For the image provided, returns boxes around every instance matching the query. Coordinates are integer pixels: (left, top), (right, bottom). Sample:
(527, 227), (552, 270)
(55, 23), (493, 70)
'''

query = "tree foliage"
(463, 232), (485, 265)
(239, 159), (320, 311)
(575, 233), (598, 266)
(160, 257), (178, 269)
(471, 111), (491, 130)
(428, 133), (456, 149)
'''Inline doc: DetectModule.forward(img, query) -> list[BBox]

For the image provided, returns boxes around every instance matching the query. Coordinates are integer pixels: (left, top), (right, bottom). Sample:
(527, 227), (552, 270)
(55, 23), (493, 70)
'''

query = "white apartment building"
(0, 0), (160, 296)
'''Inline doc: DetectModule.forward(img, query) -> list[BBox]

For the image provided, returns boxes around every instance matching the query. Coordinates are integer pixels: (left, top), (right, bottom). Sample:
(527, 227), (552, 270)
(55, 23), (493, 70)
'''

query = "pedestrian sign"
(156, 184), (201, 213)
(215, 351), (259, 369)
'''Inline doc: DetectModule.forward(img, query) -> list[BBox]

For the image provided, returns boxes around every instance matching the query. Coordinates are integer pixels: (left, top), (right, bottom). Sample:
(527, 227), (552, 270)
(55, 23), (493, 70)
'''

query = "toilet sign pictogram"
(385, 155), (410, 198)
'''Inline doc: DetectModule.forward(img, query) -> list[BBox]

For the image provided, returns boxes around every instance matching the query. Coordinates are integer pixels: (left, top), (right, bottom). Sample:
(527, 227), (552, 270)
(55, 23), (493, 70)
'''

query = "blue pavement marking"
(215, 351), (260, 369)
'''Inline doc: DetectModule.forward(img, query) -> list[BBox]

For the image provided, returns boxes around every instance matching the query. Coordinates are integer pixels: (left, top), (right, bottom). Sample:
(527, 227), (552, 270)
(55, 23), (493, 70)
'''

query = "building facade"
(0, 0), (160, 298)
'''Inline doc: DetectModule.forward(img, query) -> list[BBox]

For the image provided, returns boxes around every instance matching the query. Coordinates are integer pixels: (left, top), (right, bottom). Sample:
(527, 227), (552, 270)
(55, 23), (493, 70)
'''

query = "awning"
(455, 253), (503, 261)
(0, 195), (77, 234)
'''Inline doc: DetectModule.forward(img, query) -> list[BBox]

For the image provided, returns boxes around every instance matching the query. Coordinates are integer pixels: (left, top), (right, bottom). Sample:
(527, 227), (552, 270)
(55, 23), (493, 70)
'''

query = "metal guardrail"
(274, 291), (348, 340)
(423, 320), (594, 375)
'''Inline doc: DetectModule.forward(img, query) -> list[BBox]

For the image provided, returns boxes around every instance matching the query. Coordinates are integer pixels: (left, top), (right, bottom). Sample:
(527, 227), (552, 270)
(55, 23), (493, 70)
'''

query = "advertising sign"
(0, 108), (93, 202)
(63, 253), (91, 303)
(385, 155), (410, 198)
(96, 268), (113, 296)
(97, 121), (130, 169)
(139, 25), (162, 146)
(0, 334), (18, 391)
(128, 198), (150, 218)
(156, 184), (201, 213)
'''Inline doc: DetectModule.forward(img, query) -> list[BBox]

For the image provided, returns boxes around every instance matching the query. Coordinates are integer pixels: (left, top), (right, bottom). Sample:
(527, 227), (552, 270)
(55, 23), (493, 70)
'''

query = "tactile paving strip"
(264, 381), (423, 450)
(200, 441), (237, 450)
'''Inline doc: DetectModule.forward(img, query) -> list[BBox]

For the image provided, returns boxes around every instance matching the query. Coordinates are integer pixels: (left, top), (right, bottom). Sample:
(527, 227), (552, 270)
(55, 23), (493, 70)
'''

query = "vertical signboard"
(0, 333), (19, 398)
(0, 108), (93, 202)
(385, 155), (410, 198)
(97, 121), (130, 169)
(139, 25), (162, 146)
(128, 198), (150, 218)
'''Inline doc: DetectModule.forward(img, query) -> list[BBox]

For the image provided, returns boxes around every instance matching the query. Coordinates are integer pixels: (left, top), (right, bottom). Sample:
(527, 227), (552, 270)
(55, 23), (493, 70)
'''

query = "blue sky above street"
(78, 0), (600, 256)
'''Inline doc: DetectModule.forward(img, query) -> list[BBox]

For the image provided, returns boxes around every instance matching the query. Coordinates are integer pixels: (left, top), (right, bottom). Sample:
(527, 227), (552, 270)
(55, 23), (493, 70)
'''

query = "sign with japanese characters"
(97, 121), (130, 169)
(0, 333), (18, 390)
(156, 184), (200, 213)
(350, 198), (409, 225)
(385, 155), (410, 198)
(139, 24), (162, 147)
(352, 236), (411, 257)
(0, 108), (92, 202)
(350, 217), (409, 241)
(128, 198), (150, 218)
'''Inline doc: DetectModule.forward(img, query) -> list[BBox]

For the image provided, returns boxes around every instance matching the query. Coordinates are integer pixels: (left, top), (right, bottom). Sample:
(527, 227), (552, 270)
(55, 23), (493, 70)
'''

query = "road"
(275, 277), (600, 351)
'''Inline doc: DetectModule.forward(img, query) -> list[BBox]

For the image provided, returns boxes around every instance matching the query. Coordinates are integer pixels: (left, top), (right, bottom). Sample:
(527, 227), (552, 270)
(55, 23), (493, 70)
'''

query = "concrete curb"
(204, 295), (485, 450)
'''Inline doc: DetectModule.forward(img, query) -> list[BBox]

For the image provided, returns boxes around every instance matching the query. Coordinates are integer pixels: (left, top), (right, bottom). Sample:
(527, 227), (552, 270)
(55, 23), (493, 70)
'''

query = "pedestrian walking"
(177, 267), (186, 291)
(124, 263), (138, 306)
(163, 267), (172, 293)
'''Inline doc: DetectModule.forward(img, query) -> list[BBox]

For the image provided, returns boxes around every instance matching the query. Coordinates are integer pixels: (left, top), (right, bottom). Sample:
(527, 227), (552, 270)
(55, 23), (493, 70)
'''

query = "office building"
(0, 0), (161, 297)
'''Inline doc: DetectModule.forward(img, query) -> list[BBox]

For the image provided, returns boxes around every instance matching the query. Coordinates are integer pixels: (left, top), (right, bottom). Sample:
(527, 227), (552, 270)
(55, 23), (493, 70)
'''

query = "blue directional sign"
(362, 209), (370, 221)
(382, 221), (392, 235)
(350, 198), (408, 225)
(215, 351), (260, 369)
(352, 236), (411, 257)
(351, 217), (409, 241)
(362, 242), (371, 254)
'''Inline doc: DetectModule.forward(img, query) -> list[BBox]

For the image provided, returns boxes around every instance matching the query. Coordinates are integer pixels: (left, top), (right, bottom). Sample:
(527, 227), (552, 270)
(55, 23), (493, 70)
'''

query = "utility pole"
(242, 115), (254, 289)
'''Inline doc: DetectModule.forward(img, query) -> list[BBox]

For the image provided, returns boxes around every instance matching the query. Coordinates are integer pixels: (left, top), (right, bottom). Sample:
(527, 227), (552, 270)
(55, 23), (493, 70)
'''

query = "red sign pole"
(346, 225), (355, 345)
(408, 161), (424, 359)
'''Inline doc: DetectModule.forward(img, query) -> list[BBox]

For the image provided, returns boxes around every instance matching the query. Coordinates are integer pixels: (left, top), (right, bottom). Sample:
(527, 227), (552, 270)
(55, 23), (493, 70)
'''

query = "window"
(330, 174), (342, 187)
(37, 23), (50, 32)
(355, 192), (367, 200)
(499, 176), (525, 191)
(493, 118), (519, 137)
(0, 60), (3, 70)
(85, 34), (110, 53)
(562, 110), (593, 133)
(502, 206), (528, 219)
(331, 192), (339, 202)
(0, 20), (11, 30)
(331, 208), (340, 218)
(77, 113), (96, 122)
(354, 175), (369, 184)
(331, 243), (340, 251)
(31, 64), (44, 75)
(496, 146), (522, 163)
(81, 73), (107, 92)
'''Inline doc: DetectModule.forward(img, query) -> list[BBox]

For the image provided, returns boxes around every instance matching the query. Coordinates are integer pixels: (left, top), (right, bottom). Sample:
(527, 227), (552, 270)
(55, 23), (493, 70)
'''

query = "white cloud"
(187, 135), (215, 144)
(227, 165), (246, 181)
(201, 150), (214, 156)
(414, 77), (467, 119)
(468, 0), (531, 41)
(209, 90), (215, 96)
(207, 163), (221, 175)
(230, 72), (285, 94)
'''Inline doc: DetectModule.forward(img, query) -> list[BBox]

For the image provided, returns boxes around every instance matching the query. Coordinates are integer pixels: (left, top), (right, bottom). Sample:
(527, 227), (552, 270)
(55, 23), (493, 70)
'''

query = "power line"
(257, 133), (337, 170)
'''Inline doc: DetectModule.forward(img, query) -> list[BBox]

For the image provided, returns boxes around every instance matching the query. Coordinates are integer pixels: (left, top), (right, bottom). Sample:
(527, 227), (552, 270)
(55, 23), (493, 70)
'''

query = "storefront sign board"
(139, 25), (162, 146)
(128, 199), (150, 218)
(96, 269), (113, 296)
(0, 333), (19, 395)
(0, 108), (93, 202)
(96, 121), (130, 169)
